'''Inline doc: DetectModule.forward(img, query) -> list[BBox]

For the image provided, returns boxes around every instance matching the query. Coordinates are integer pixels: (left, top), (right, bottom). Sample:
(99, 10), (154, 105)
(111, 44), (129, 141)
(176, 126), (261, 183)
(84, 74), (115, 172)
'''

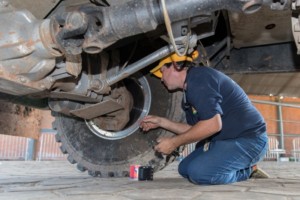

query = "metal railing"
(180, 142), (197, 159)
(0, 130), (66, 161)
(0, 134), (28, 160)
(37, 131), (67, 161)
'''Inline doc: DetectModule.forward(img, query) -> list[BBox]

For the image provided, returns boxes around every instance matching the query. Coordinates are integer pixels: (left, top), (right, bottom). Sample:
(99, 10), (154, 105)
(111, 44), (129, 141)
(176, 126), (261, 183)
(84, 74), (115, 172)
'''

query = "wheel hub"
(85, 75), (151, 140)
(92, 84), (133, 131)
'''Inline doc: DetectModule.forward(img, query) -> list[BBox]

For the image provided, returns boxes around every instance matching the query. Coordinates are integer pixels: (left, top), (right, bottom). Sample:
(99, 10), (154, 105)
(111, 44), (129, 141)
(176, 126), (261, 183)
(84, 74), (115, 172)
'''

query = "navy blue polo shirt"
(183, 67), (266, 140)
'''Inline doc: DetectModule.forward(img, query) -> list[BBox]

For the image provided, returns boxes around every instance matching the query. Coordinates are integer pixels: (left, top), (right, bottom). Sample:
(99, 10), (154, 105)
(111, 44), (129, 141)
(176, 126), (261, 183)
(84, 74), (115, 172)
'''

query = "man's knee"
(188, 173), (231, 185)
(188, 170), (238, 185)
(178, 161), (188, 178)
(186, 165), (213, 185)
(178, 163), (212, 184)
(185, 164), (235, 185)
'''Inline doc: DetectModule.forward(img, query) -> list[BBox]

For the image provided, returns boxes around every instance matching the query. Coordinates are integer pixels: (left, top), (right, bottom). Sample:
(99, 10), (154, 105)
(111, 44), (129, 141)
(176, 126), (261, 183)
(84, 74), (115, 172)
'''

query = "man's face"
(160, 63), (179, 91)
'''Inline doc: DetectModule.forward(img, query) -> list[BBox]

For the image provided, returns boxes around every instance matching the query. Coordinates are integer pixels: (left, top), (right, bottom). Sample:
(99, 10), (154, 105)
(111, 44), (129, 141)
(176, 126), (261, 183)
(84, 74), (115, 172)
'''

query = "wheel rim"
(85, 75), (151, 140)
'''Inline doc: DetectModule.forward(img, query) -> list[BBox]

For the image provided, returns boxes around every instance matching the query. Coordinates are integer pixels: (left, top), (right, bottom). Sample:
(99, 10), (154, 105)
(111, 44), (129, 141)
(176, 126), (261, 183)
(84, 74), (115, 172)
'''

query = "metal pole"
(251, 98), (288, 149)
(277, 98), (285, 149)
(251, 99), (300, 109)
(106, 44), (174, 86)
(25, 138), (36, 161)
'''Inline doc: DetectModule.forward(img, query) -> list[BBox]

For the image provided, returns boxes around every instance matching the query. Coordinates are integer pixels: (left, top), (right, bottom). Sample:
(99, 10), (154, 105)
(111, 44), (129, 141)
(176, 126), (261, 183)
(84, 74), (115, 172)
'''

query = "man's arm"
(154, 114), (222, 154)
(140, 115), (191, 134)
(159, 117), (191, 134)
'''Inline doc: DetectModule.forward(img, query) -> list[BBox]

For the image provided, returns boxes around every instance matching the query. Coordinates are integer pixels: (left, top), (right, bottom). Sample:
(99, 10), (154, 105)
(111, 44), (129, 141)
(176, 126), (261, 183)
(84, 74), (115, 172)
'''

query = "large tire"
(53, 74), (183, 177)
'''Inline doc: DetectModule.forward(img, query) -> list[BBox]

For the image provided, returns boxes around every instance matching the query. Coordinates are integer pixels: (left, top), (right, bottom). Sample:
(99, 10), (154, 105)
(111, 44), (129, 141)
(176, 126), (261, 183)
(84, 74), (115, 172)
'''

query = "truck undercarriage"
(0, 0), (299, 177)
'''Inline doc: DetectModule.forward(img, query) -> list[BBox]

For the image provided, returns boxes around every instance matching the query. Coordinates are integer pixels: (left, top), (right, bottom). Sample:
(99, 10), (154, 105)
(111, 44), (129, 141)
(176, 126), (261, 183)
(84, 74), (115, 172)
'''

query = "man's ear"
(173, 62), (181, 71)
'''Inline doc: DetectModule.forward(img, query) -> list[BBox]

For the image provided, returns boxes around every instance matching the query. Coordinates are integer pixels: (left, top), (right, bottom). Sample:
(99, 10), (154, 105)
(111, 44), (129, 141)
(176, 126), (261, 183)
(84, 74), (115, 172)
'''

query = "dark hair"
(174, 61), (195, 71)
(164, 62), (173, 68)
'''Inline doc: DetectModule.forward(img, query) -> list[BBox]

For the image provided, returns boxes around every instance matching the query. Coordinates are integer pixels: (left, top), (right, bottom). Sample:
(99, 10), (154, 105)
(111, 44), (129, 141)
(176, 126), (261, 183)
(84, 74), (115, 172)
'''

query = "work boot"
(250, 165), (270, 179)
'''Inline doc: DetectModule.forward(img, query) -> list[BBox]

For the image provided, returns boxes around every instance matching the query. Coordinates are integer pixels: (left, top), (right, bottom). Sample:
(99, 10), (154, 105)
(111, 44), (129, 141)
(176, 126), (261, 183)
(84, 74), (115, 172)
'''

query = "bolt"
(181, 27), (188, 36)
(90, 79), (102, 90)
(66, 11), (87, 30)
(18, 76), (27, 83)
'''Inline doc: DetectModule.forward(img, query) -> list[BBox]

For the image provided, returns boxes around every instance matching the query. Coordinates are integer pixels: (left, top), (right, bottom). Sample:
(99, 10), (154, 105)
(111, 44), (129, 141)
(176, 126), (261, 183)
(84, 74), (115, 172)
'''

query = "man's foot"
(250, 165), (270, 179)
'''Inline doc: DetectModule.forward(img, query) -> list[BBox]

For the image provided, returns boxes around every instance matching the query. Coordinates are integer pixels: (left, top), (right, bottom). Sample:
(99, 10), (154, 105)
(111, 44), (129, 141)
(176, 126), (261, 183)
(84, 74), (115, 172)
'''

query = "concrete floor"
(0, 161), (300, 200)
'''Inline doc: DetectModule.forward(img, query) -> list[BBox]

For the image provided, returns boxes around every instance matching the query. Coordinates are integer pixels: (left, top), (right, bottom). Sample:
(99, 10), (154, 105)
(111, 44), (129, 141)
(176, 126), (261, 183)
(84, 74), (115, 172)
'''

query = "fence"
(0, 130), (66, 161)
(0, 134), (29, 160)
(37, 130), (67, 161)
(181, 143), (196, 158)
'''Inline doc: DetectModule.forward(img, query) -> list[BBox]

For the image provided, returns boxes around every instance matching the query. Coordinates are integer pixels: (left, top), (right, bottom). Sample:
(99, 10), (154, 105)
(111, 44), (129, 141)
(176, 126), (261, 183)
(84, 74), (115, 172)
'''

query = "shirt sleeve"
(187, 69), (223, 121)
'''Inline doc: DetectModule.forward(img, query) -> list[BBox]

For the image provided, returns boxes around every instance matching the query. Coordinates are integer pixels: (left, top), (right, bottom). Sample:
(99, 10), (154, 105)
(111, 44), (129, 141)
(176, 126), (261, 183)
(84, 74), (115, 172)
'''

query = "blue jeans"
(178, 133), (268, 185)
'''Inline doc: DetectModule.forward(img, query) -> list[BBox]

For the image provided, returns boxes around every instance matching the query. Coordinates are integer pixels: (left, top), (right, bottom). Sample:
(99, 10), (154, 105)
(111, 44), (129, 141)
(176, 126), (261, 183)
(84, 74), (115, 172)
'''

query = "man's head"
(150, 51), (198, 90)
(150, 50), (199, 78)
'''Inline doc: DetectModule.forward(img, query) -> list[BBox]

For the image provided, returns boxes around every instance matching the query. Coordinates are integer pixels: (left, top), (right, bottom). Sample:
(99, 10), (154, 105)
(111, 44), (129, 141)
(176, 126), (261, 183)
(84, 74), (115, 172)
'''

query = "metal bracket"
(70, 99), (123, 119)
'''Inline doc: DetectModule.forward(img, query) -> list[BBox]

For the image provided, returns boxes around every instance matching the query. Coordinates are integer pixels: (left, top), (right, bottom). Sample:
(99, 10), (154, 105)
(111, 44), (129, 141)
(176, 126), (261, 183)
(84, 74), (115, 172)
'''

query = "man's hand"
(140, 115), (163, 131)
(154, 137), (177, 155)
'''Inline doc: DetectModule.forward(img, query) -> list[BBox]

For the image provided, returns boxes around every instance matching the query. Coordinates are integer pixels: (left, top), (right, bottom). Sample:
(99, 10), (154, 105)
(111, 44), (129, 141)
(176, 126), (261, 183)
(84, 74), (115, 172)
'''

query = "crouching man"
(140, 51), (269, 185)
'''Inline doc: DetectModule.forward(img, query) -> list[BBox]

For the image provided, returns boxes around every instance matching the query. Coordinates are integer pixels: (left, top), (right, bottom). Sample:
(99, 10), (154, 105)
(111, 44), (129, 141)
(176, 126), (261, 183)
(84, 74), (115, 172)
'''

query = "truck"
(0, 0), (298, 177)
